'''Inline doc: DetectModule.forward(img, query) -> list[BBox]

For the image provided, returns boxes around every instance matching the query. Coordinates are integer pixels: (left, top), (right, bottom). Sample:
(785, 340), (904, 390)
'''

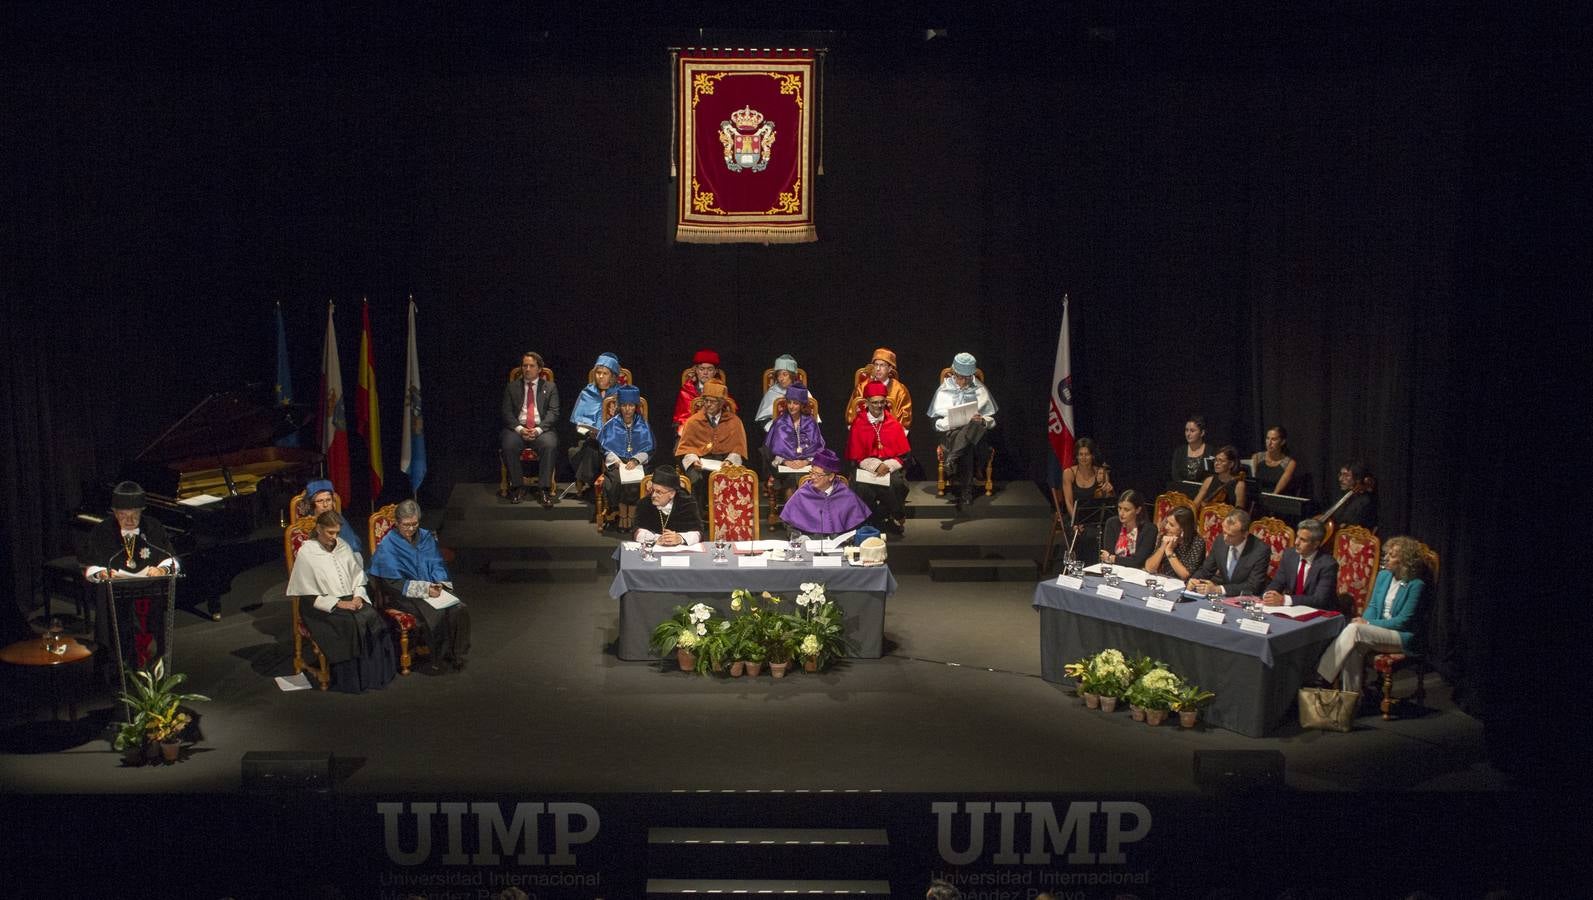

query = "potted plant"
(1087, 649), (1133, 712)
(693, 620), (735, 676)
(743, 640), (767, 677)
(763, 613), (795, 678)
(650, 603), (717, 672)
(1127, 667), (1182, 726)
(1063, 656), (1102, 708)
(1171, 684), (1216, 728)
(789, 583), (850, 672)
(113, 659), (210, 765)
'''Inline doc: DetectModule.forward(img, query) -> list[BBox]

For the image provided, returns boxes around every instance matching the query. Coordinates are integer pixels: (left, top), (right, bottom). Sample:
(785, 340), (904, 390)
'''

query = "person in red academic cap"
(672, 349), (735, 429)
(846, 380), (912, 534)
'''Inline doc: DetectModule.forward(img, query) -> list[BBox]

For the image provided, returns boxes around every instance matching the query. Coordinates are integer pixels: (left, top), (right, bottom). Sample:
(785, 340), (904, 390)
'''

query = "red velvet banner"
(676, 51), (815, 244)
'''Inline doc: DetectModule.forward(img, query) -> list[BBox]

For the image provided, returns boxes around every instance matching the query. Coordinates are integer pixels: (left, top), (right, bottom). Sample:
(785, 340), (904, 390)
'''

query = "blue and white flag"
(399, 297), (427, 493)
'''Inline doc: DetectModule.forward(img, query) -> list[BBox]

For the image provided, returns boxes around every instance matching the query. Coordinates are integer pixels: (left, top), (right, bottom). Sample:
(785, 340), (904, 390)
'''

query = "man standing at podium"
(81, 481), (180, 582)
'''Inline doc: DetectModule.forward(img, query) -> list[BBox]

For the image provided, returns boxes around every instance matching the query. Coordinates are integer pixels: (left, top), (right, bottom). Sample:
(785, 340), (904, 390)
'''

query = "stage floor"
(1, 484), (1506, 796)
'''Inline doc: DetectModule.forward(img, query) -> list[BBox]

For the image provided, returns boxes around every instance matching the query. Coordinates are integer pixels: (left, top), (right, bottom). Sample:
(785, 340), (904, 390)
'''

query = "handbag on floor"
(1297, 686), (1359, 732)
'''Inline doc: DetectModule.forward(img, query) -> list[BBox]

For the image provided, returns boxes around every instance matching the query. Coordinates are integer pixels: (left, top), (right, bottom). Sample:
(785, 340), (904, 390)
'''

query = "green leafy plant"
(1084, 649), (1134, 699)
(113, 659), (210, 752)
(1125, 667), (1183, 712)
(692, 620), (735, 675)
(787, 582), (851, 668)
(650, 603), (718, 657)
(1170, 683), (1216, 712)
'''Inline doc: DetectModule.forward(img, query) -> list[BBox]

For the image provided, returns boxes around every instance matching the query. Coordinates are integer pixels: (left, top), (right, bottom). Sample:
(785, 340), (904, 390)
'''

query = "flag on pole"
(400, 297), (427, 494)
(356, 299), (384, 501)
(273, 301), (299, 447)
(1047, 295), (1076, 471)
(318, 302), (352, 503)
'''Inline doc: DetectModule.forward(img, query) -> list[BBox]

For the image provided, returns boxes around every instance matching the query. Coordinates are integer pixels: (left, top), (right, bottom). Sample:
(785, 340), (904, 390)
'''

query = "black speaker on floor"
(1192, 750), (1285, 792)
(242, 750), (334, 792)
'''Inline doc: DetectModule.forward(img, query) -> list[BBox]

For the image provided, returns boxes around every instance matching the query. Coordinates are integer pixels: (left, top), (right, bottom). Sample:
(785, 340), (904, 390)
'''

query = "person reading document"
(369, 500), (472, 672)
(928, 352), (998, 508)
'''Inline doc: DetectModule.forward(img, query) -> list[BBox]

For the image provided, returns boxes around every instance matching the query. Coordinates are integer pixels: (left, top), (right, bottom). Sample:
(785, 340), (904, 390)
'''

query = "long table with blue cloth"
(1032, 573), (1345, 736)
(609, 546), (897, 661)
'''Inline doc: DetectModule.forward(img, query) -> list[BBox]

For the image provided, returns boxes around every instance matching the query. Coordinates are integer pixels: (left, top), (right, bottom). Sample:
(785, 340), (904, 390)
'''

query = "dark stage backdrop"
(3, 5), (1577, 771)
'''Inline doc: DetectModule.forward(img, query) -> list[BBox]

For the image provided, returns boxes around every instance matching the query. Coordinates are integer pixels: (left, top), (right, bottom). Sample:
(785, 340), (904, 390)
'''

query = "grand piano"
(74, 386), (321, 620)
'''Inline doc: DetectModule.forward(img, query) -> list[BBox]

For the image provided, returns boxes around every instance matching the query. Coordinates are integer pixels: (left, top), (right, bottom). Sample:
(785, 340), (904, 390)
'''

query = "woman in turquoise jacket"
(1315, 535), (1428, 692)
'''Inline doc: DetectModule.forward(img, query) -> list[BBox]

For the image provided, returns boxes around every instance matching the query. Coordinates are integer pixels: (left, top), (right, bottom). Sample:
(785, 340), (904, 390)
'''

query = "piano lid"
(137, 384), (312, 465)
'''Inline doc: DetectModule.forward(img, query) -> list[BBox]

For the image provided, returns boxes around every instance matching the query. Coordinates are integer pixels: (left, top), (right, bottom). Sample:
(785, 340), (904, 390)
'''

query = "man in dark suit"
(501, 351), (561, 506)
(1261, 518), (1339, 609)
(1188, 508), (1272, 597)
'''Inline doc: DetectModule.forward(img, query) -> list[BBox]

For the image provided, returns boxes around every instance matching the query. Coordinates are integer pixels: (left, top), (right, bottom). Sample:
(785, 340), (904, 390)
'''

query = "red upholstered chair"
(498, 365), (557, 497)
(708, 464), (760, 542)
(1248, 516), (1296, 580)
(934, 366), (994, 497)
(1154, 491), (1195, 527)
(1331, 525), (1382, 616)
(593, 394), (651, 533)
(1196, 502), (1234, 552)
(368, 503), (426, 675)
(1371, 541), (1440, 720)
(283, 517), (330, 691)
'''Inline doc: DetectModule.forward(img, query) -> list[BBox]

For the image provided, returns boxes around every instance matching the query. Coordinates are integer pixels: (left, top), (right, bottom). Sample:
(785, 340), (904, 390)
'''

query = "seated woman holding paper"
(566, 352), (622, 494)
(1315, 536), (1427, 692)
(1098, 490), (1157, 569)
(598, 385), (654, 530)
(1144, 506), (1206, 581)
(779, 448), (871, 541)
(1191, 445), (1248, 512)
(765, 382), (825, 500)
(369, 499), (472, 673)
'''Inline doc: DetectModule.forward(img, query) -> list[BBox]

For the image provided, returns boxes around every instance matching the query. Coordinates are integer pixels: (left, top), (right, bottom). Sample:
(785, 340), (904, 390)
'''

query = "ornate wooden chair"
(1248, 516), (1296, 579)
(283, 517), (331, 691)
(1330, 525), (1381, 617)
(1371, 541), (1440, 720)
(367, 503), (427, 676)
(707, 464), (760, 542)
(933, 366), (994, 497)
(1196, 502), (1234, 552)
(498, 365), (557, 497)
(847, 364), (912, 426)
(1154, 491), (1195, 526)
(592, 393), (651, 533)
(764, 393), (822, 526)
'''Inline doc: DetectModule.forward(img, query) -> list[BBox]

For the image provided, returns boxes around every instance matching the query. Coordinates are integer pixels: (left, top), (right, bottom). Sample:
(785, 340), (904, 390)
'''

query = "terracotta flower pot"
(1179, 710), (1200, 728)
(159, 740), (182, 763)
(745, 660), (765, 677)
(769, 661), (790, 678)
(729, 660), (745, 677)
(1130, 706), (1146, 722)
(1083, 692), (1101, 709)
(676, 648), (697, 672)
(1145, 709), (1169, 726)
(1100, 696), (1119, 713)
(802, 656), (819, 673)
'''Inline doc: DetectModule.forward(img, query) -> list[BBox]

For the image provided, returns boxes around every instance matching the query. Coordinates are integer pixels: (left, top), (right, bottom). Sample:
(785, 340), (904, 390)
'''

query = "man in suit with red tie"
(1260, 518), (1339, 609)
(501, 351), (561, 507)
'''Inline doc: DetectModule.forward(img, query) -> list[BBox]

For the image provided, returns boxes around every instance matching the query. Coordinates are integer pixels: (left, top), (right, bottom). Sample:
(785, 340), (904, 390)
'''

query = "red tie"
(1293, 557), (1307, 595)
(524, 381), (537, 429)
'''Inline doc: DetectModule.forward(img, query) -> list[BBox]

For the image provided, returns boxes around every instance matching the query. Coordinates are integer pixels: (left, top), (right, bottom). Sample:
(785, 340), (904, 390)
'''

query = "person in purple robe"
(778, 448), (871, 540)
(765, 382), (826, 499)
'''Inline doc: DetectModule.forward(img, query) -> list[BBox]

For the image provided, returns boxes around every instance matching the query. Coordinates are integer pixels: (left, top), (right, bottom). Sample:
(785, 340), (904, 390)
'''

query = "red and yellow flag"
(356, 300), (384, 500)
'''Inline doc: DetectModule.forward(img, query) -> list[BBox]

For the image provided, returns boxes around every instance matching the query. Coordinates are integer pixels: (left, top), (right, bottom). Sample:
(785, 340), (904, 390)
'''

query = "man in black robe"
(632, 465), (703, 546)
(80, 481), (181, 668)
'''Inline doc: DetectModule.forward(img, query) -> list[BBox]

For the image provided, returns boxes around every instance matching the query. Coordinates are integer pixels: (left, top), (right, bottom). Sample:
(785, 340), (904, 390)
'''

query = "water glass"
(640, 537), (658, 562)
(790, 533), (807, 563)
(713, 537), (730, 564)
(1146, 577), (1162, 599)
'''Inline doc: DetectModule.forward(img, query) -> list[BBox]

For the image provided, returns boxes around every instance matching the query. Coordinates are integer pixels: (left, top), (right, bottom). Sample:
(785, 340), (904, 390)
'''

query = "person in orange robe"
(674, 381), (748, 498)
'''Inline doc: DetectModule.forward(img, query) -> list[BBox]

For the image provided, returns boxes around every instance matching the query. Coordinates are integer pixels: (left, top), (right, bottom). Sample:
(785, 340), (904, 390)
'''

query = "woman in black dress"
(1170, 416), (1213, 486)
(1192, 445), (1248, 511)
(1249, 425), (1298, 495)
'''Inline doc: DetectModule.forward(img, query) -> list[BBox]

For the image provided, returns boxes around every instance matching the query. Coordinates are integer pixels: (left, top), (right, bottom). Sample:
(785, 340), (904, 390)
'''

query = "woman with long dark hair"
(1143, 505), (1206, 580)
